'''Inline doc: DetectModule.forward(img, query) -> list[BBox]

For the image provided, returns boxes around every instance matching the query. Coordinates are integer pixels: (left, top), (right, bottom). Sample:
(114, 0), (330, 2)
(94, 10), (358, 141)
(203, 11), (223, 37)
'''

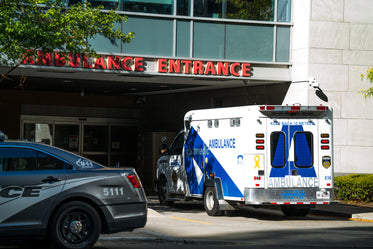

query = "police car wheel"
(50, 201), (101, 249)
(204, 187), (223, 216)
(281, 205), (311, 217)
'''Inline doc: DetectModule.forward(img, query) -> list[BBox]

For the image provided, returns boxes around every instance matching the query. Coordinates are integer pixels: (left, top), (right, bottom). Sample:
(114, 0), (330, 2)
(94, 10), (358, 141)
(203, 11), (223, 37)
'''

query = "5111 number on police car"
(103, 187), (124, 196)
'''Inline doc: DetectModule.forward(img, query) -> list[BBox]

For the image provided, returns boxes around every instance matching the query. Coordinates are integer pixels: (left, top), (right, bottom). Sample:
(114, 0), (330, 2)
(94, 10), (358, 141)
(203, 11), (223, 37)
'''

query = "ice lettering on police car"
(0, 186), (41, 198)
(76, 158), (94, 168)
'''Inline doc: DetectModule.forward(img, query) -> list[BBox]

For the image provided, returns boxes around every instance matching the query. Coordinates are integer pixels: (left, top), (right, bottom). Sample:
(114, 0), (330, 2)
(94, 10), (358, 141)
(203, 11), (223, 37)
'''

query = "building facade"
(1, 0), (372, 190)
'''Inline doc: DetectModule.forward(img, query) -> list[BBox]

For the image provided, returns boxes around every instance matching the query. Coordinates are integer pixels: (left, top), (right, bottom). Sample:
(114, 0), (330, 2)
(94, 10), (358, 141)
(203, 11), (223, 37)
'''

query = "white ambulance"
(155, 105), (336, 216)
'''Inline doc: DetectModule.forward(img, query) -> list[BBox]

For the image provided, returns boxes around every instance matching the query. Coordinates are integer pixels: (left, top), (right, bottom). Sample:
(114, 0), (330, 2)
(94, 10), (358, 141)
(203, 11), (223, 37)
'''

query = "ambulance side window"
(270, 132), (286, 168)
(294, 132), (313, 167)
(169, 133), (184, 155)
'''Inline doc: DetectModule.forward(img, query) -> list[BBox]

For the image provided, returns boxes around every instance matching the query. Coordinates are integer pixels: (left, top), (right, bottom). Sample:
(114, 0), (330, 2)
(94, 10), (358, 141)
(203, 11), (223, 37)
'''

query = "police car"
(0, 131), (147, 249)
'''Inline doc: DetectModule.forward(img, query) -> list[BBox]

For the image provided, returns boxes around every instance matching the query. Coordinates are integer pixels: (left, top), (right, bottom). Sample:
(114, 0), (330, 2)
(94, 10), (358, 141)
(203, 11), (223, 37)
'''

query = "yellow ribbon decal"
(254, 155), (260, 169)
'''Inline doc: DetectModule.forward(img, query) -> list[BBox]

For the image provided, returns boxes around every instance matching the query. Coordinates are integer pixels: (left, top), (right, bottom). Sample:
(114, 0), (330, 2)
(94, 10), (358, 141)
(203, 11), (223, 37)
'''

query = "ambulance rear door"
(266, 116), (319, 191)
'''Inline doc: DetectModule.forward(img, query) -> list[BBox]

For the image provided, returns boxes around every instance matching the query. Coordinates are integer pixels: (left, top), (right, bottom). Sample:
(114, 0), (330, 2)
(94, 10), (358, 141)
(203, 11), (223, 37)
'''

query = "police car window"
(37, 152), (65, 170)
(271, 132), (286, 168)
(0, 148), (37, 171)
(294, 132), (313, 167)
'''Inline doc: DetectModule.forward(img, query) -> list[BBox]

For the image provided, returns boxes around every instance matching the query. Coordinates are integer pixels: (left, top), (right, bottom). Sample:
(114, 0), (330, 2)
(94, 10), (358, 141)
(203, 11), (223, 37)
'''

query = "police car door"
(267, 117), (318, 190)
(0, 147), (67, 233)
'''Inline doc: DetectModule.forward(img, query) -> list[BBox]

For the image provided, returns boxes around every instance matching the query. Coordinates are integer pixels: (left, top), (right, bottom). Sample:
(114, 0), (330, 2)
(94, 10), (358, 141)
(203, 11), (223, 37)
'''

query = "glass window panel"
(226, 0), (274, 21)
(123, 17), (173, 56)
(177, 0), (190, 16)
(276, 26), (290, 62)
(54, 124), (79, 153)
(89, 22), (122, 54)
(110, 126), (137, 167)
(226, 24), (273, 61)
(38, 152), (65, 170)
(176, 21), (190, 57)
(277, 0), (291, 22)
(0, 148), (37, 171)
(271, 132), (286, 168)
(87, 0), (119, 10)
(66, 0), (83, 6)
(294, 132), (313, 168)
(83, 125), (108, 152)
(24, 123), (53, 145)
(194, 0), (222, 18)
(193, 22), (224, 59)
(124, 0), (173, 14)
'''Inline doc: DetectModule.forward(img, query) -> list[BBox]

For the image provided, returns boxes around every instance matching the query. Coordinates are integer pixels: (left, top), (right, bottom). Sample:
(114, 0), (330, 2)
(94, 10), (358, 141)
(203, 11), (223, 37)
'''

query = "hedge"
(334, 174), (373, 203)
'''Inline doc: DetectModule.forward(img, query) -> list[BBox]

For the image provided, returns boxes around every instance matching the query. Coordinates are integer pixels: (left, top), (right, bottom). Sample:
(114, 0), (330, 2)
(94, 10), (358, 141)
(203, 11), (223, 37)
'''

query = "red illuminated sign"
(22, 51), (252, 78)
(158, 59), (251, 77)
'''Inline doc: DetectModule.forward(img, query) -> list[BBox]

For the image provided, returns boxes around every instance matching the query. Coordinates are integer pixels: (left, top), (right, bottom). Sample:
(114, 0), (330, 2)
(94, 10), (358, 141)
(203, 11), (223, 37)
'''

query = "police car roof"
(0, 140), (105, 169)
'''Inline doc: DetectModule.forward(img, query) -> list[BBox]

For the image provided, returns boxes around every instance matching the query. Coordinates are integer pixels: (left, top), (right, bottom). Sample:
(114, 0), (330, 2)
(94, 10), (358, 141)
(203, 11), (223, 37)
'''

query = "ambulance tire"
(157, 176), (174, 206)
(204, 187), (223, 216)
(281, 205), (311, 216)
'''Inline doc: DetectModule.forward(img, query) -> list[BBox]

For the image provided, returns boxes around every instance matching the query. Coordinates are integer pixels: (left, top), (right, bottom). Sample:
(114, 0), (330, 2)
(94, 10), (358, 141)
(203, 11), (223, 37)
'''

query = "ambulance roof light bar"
(259, 105), (329, 111)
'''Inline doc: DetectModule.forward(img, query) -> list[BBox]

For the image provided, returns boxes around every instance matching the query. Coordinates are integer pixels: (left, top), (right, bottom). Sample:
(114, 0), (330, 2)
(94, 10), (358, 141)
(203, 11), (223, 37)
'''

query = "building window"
(177, 0), (190, 16)
(193, 22), (225, 59)
(123, 0), (173, 14)
(124, 17), (173, 56)
(176, 21), (190, 57)
(88, 0), (120, 10)
(277, 0), (291, 22)
(225, 0), (274, 21)
(226, 24), (273, 61)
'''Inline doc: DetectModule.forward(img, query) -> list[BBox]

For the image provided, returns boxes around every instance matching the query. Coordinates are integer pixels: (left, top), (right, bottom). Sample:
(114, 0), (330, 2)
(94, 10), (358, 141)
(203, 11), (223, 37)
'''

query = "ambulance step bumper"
(244, 188), (334, 205)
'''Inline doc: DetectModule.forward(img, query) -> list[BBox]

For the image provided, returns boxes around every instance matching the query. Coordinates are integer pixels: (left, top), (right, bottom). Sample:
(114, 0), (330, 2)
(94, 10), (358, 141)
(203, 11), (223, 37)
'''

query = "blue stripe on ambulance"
(184, 127), (243, 198)
(270, 125), (316, 178)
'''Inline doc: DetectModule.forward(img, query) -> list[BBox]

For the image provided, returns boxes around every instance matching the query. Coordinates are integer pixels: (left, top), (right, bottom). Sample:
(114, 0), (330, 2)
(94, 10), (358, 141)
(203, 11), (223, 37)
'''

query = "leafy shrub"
(334, 174), (373, 203)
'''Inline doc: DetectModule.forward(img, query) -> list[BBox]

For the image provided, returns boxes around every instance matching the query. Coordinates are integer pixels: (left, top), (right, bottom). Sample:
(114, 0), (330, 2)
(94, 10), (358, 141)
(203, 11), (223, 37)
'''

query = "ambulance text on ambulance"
(268, 176), (319, 188)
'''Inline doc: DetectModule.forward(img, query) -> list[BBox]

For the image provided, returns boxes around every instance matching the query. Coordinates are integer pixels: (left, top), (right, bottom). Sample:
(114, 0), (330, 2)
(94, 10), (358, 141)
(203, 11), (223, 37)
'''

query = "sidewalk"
(311, 202), (373, 222)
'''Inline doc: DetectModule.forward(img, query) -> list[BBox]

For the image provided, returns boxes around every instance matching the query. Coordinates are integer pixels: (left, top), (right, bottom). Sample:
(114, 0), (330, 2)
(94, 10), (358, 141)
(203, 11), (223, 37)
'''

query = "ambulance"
(155, 105), (336, 216)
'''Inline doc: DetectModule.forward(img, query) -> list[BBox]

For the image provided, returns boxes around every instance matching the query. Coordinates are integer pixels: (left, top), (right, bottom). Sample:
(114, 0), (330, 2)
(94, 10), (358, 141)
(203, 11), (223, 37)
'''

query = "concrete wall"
(291, 0), (373, 174)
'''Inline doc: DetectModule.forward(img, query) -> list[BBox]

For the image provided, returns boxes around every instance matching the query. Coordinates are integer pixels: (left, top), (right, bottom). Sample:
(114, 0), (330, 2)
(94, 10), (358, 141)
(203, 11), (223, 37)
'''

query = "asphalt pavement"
(100, 196), (373, 242)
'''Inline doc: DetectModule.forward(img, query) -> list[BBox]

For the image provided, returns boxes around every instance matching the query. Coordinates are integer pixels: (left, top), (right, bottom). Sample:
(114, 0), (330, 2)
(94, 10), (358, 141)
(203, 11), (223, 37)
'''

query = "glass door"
(82, 125), (108, 165)
(54, 124), (80, 154)
(21, 117), (138, 168)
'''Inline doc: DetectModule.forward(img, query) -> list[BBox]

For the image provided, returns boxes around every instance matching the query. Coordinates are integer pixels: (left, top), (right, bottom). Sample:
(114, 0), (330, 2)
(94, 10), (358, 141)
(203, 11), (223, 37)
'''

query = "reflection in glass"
(24, 123), (53, 145)
(55, 124), (80, 152)
(124, 0), (173, 14)
(177, 0), (189, 16)
(277, 0), (291, 22)
(87, 0), (119, 10)
(194, 0), (274, 21)
(83, 125), (108, 152)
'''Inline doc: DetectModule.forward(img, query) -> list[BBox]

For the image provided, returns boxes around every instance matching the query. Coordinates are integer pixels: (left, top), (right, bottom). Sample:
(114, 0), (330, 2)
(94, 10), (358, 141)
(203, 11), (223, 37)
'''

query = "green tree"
(360, 67), (373, 99)
(0, 0), (134, 83)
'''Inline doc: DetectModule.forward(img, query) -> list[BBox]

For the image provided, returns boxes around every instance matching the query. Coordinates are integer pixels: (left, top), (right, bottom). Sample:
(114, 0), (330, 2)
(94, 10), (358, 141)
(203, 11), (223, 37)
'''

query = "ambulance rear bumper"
(244, 188), (335, 205)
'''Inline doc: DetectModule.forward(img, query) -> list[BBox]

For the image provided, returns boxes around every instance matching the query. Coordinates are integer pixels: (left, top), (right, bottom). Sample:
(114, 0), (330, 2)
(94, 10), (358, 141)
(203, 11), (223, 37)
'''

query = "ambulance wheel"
(204, 187), (223, 216)
(281, 205), (311, 216)
(49, 201), (101, 249)
(157, 176), (173, 206)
